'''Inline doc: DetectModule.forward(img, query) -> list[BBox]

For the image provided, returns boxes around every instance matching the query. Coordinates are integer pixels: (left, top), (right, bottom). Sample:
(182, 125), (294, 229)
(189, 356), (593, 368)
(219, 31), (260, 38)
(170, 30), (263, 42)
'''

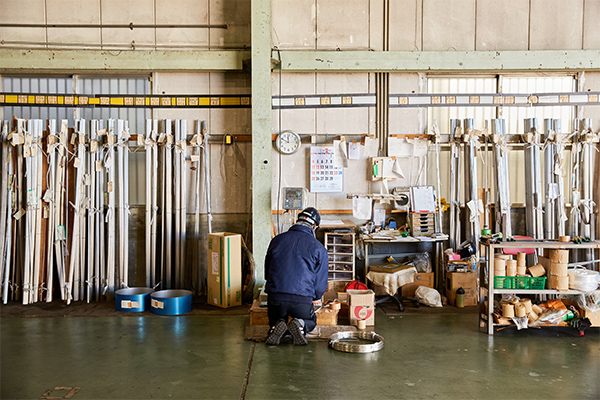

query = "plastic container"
(568, 267), (600, 292)
(494, 276), (547, 290)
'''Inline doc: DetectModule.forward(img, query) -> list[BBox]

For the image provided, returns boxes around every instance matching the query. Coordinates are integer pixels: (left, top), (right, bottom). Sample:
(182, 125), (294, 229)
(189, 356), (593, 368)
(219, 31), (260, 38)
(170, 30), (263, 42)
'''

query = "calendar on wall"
(309, 146), (343, 193)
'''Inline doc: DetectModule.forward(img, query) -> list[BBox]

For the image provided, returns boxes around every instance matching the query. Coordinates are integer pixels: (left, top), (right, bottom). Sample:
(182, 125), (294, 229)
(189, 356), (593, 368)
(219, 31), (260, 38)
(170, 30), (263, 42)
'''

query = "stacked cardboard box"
(207, 232), (243, 308)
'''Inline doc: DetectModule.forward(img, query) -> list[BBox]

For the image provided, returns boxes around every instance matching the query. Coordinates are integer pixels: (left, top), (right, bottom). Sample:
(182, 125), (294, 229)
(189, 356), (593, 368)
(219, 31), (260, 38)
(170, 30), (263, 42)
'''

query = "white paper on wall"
(348, 141), (361, 160)
(352, 196), (372, 220)
(363, 136), (379, 157)
(373, 209), (386, 227)
(388, 137), (413, 157)
(333, 139), (349, 168)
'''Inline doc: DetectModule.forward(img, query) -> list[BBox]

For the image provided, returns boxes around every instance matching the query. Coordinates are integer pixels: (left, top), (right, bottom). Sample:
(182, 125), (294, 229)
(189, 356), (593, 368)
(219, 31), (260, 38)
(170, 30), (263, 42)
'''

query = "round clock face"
(275, 130), (301, 154)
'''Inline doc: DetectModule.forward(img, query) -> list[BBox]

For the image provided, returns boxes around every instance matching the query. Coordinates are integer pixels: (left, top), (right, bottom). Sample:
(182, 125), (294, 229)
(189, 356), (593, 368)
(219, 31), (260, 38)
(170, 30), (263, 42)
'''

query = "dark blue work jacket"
(265, 224), (329, 303)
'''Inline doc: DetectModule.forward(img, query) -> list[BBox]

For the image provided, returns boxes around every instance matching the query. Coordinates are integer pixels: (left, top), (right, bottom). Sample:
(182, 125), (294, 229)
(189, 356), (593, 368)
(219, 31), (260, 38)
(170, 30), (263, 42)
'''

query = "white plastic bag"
(414, 286), (442, 308)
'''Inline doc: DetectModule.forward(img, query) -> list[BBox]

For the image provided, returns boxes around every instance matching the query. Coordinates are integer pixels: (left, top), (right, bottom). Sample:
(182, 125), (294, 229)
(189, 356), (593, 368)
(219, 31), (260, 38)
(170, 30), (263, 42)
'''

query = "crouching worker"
(264, 207), (329, 345)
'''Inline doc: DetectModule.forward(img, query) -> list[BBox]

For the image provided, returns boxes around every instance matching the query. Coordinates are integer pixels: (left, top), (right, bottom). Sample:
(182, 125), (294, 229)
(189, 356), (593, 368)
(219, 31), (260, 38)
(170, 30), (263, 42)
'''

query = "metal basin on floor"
(150, 289), (193, 316)
(115, 287), (155, 312)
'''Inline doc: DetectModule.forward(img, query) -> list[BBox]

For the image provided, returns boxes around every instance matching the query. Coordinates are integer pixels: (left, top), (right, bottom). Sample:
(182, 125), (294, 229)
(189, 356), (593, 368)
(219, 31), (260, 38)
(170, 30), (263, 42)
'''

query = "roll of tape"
(559, 235), (571, 242)
(357, 320), (367, 330)
(520, 298), (533, 314)
(502, 303), (515, 318)
(515, 303), (527, 318)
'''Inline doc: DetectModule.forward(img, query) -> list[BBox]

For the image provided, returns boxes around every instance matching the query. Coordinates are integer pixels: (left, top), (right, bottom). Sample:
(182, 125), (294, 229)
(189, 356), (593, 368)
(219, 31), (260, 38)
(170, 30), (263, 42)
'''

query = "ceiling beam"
(0, 49), (250, 73)
(2, 49), (600, 74)
(278, 50), (600, 73)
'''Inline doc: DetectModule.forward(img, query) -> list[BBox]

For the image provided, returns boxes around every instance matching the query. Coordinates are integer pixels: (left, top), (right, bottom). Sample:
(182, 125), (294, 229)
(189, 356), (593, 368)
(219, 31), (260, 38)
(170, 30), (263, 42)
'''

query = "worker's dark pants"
(267, 299), (317, 334)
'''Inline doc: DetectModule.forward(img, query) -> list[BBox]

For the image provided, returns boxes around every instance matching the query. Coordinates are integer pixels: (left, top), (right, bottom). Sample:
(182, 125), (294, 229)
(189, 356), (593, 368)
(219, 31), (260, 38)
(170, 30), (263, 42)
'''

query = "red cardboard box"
(347, 289), (375, 326)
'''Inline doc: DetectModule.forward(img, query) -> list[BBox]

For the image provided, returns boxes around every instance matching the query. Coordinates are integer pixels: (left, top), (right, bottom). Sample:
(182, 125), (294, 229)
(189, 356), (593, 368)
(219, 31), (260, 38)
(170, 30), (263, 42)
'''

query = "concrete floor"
(1, 309), (598, 400)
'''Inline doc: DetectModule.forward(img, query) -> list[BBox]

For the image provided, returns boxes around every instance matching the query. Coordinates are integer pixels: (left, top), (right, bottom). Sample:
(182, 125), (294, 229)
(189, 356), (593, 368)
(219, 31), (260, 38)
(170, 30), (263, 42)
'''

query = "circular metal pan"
(150, 289), (193, 316)
(115, 287), (155, 312)
(328, 331), (385, 353)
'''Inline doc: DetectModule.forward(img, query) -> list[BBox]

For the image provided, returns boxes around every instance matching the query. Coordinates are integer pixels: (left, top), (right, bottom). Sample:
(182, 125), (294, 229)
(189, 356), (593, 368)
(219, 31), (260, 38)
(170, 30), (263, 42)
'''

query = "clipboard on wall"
(410, 186), (436, 213)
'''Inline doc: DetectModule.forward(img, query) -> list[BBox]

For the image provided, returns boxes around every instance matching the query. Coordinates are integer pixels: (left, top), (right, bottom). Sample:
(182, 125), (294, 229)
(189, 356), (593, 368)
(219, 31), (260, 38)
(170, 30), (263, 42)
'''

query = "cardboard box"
(401, 272), (434, 297)
(347, 289), (375, 326)
(446, 272), (477, 306)
(207, 232), (243, 308)
(248, 300), (339, 326)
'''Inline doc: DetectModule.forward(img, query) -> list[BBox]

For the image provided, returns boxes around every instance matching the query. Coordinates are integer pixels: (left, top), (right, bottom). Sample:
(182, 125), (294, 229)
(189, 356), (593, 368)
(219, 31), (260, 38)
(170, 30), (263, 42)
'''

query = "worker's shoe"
(265, 319), (287, 345)
(288, 318), (308, 346)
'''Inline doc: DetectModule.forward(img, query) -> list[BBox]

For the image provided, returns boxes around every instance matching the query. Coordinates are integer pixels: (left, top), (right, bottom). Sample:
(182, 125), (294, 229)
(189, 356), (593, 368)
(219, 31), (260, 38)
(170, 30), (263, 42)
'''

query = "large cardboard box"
(347, 289), (375, 326)
(401, 272), (434, 297)
(446, 272), (477, 306)
(207, 232), (242, 308)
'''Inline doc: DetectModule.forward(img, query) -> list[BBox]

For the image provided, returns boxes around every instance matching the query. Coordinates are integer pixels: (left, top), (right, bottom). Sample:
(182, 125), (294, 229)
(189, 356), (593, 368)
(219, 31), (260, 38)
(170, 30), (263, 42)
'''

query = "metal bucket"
(150, 289), (193, 316)
(115, 287), (154, 312)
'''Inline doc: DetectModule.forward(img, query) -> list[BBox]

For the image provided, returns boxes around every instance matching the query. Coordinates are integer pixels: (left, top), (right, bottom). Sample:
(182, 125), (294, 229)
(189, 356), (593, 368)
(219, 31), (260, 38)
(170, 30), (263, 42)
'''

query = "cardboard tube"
(357, 320), (367, 330)
(549, 250), (569, 264)
(528, 264), (545, 277)
(495, 268), (506, 277)
(559, 235), (570, 242)
(502, 303), (515, 318)
(515, 303), (527, 318)
(517, 252), (526, 266)
(549, 275), (569, 290)
(494, 259), (507, 269)
(506, 260), (517, 277)
(520, 298), (533, 313)
(496, 254), (511, 261)
(550, 262), (568, 276)
(517, 266), (527, 276)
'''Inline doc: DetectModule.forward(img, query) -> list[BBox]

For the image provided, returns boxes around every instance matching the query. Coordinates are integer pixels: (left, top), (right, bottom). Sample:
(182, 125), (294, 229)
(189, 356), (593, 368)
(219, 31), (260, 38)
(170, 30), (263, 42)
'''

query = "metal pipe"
(0, 23), (228, 29)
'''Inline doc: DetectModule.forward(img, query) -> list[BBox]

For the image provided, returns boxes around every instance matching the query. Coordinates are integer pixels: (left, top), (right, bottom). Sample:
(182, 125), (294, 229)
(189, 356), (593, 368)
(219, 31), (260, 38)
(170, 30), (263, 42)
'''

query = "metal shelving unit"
(480, 240), (600, 335)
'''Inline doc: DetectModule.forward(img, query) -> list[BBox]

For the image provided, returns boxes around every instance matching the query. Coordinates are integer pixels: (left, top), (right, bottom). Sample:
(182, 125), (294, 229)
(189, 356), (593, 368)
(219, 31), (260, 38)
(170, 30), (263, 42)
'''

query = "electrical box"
(282, 187), (308, 210)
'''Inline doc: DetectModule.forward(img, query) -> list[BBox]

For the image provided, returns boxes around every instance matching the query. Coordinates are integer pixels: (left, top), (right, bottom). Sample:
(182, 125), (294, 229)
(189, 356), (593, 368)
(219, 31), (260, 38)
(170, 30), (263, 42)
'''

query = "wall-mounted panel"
(422, 0), (475, 51)
(272, 72), (316, 133)
(271, 0), (316, 49)
(46, 0), (100, 24)
(156, 0), (209, 48)
(583, 1), (600, 50)
(476, 0), (528, 51)
(0, 0), (45, 23)
(316, 0), (370, 50)
(389, 73), (422, 133)
(209, 0), (251, 49)
(389, 0), (422, 51)
(315, 73), (371, 134)
(208, 72), (251, 135)
(530, 0), (583, 50)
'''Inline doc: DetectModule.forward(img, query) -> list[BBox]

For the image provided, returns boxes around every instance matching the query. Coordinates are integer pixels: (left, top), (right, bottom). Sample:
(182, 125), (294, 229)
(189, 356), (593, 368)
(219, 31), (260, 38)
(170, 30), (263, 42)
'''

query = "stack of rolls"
(516, 252), (527, 276)
(549, 249), (569, 290)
